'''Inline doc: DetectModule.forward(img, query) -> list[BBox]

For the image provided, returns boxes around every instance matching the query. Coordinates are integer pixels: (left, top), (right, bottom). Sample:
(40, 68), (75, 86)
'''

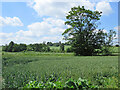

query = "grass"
(2, 51), (118, 88)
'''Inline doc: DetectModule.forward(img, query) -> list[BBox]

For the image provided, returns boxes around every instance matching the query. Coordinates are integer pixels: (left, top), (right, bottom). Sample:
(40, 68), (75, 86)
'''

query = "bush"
(23, 77), (97, 89)
(66, 47), (73, 52)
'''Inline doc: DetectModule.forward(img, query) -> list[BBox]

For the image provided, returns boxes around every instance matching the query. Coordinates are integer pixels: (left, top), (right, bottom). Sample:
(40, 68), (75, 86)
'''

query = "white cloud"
(28, 0), (114, 17)
(41, 36), (63, 42)
(96, 1), (113, 15)
(0, 32), (13, 39)
(26, 18), (66, 37)
(0, 32), (14, 45)
(0, 32), (63, 45)
(0, 17), (66, 45)
(28, 0), (95, 18)
(0, 16), (23, 27)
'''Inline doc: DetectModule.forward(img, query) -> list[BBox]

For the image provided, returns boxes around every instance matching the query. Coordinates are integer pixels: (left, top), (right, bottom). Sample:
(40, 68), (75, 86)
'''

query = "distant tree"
(59, 41), (61, 46)
(7, 41), (14, 52)
(64, 42), (70, 45)
(19, 44), (27, 51)
(60, 43), (64, 52)
(47, 47), (51, 52)
(43, 46), (51, 52)
(47, 42), (53, 46)
(27, 44), (33, 51)
(105, 30), (116, 47)
(2, 44), (8, 51)
(53, 43), (59, 47)
(32, 44), (42, 52)
(102, 30), (116, 55)
(12, 44), (20, 52)
(31, 43), (50, 52)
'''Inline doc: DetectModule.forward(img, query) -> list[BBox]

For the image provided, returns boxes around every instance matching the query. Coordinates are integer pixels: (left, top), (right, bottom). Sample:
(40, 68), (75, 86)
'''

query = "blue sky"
(2, 2), (38, 33)
(99, 2), (118, 30)
(0, 0), (119, 45)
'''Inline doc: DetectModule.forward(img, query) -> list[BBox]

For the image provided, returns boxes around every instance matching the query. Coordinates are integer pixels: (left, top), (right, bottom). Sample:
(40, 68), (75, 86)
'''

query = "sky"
(0, 0), (119, 45)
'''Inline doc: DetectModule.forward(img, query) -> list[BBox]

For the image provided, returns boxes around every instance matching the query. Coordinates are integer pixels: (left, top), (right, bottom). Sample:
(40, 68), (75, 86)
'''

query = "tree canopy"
(62, 6), (116, 56)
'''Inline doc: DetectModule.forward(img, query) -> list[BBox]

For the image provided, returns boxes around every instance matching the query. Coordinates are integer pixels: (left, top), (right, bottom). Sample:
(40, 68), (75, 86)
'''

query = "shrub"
(66, 47), (73, 52)
(23, 77), (97, 89)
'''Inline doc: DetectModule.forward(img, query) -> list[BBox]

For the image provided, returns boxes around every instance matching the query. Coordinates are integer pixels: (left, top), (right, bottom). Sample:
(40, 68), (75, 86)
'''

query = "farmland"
(2, 47), (119, 88)
(1, 1), (120, 89)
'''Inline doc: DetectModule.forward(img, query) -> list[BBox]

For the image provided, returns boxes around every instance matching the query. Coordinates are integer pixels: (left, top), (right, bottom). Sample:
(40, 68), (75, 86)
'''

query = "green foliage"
(102, 30), (117, 55)
(105, 30), (116, 46)
(2, 41), (51, 52)
(2, 41), (27, 52)
(53, 43), (59, 47)
(12, 44), (20, 52)
(92, 73), (118, 88)
(26, 44), (33, 51)
(23, 77), (97, 89)
(47, 42), (53, 46)
(19, 44), (27, 51)
(7, 41), (14, 52)
(2, 45), (8, 51)
(46, 47), (51, 52)
(12, 44), (27, 52)
(60, 43), (64, 52)
(62, 6), (116, 56)
(66, 47), (73, 52)
(31, 44), (43, 52)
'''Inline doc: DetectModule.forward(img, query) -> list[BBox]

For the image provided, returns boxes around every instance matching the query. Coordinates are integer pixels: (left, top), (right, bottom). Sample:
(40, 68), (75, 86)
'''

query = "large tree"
(62, 6), (115, 56)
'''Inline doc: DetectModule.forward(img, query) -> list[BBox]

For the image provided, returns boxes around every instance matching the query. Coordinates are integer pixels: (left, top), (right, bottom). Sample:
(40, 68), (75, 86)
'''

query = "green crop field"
(2, 51), (118, 88)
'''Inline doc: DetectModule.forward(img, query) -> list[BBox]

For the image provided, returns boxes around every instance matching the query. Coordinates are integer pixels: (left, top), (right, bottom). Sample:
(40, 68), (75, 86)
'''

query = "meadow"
(2, 46), (119, 88)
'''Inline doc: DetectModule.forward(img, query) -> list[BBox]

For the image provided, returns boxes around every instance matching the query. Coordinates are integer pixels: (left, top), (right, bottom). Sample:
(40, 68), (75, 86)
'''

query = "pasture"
(2, 50), (118, 88)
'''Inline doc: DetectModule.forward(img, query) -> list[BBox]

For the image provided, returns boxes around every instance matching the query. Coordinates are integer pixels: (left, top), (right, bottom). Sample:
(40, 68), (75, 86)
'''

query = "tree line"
(2, 41), (66, 52)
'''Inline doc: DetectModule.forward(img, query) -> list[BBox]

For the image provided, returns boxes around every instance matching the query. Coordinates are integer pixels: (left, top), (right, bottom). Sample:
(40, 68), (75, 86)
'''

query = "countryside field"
(2, 46), (119, 88)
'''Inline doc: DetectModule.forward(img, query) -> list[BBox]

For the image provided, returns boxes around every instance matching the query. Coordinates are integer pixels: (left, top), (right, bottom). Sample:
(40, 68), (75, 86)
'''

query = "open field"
(2, 51), (118, 88)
